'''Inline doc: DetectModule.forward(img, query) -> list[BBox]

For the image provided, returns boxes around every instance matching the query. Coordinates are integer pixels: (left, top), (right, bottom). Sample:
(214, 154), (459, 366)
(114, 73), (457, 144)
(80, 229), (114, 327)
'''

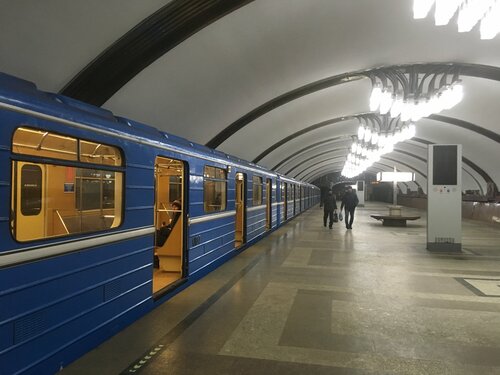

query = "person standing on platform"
(341, 186), (359, 229)
(323, 190), (337, 229)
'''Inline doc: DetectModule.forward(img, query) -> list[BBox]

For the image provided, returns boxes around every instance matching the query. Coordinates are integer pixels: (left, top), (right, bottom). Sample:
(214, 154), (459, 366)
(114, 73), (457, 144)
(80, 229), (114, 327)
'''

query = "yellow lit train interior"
(11, 127), (122, 242)
(153, 157), (184, 294)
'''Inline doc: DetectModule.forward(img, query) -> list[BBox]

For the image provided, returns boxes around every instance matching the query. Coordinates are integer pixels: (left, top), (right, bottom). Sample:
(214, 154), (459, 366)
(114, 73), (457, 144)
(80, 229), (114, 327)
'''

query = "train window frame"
(12, 127), (78, 161)
(10, 127), (125, 243)
(75, 169), (118, 211)
(252, 176), (263, 206)
(12, 127), (123, 167)
(203, 165), (227, 213)
(79, 139), (123, 166)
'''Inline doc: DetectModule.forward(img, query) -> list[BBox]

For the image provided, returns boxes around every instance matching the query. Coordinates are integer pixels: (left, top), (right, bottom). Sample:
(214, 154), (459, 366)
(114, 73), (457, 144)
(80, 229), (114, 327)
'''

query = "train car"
(0, 72), (320, 375)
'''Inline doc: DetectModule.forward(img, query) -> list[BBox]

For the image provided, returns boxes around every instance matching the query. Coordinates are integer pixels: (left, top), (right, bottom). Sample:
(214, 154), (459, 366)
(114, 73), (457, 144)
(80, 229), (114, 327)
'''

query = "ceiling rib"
(272, 136), (347, 170)
(254, 112), (498, 165)
(298, 155), (426, 181)
(295, 145), (484, 193)
(207, 63), (500, 149)
(60, 0), (253, 105)
(254, 113), (494, 184)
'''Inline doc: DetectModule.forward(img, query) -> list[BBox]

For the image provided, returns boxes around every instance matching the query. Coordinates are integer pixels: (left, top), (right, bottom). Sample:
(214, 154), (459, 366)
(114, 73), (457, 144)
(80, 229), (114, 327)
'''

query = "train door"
(13, 162), (46, 241)
(235, 172), (246, 247)
(266, 178), (272, 230)
(301, 186), (304, 211)
(283, 182), (287, 221)
(153, 157), (186, 294)
(299, 186), (302, 212)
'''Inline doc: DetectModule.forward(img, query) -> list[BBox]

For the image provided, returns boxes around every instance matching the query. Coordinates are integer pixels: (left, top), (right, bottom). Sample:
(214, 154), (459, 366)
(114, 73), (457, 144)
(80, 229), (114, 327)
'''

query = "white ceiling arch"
(0, 0), (499, 190)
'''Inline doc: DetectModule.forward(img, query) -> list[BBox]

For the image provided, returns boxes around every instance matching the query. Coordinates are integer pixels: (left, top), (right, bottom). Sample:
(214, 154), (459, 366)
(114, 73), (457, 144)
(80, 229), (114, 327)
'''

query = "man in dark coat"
(323, 190), (337, 229)
(156, 200), (181, 247)
(340, 186), (359, 229)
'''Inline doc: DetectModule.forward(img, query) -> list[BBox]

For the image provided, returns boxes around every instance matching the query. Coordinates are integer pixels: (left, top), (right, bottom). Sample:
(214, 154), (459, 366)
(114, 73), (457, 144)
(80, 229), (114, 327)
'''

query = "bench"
(370, 214), (421, 227)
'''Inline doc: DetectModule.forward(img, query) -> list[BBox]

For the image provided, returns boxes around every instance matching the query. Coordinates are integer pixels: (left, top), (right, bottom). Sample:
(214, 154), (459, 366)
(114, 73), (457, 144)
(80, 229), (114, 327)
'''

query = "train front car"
(0, 72), (319, 374)
(0, 73), (161, 375)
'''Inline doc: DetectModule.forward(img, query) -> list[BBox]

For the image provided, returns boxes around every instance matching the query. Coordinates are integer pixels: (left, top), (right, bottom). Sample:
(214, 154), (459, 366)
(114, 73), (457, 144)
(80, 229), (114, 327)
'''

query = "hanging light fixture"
(413, 0), (500, 39)
(366, 65), (463, 123)
(341, 115), (416, 178)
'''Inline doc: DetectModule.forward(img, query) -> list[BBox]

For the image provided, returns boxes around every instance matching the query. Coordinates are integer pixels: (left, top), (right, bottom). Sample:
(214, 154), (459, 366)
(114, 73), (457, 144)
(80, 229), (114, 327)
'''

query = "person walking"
(323, 190), (337, 229)
(340, 186), (359, 229)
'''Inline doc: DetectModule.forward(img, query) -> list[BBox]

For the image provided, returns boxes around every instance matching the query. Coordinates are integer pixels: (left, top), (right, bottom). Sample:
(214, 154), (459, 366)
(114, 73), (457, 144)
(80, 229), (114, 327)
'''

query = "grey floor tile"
(62, 202), (500, 375)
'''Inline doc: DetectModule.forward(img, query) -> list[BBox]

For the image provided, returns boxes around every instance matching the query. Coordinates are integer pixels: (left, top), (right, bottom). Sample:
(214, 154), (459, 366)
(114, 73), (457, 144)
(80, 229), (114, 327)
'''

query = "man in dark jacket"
(156, 200), (181, 247)
(340, 186), (359, 229)
(323, 190), (337, 229)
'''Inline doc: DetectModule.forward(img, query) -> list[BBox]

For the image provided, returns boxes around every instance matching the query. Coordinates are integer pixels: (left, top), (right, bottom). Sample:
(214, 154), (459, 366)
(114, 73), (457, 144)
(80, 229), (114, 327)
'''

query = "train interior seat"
(156, 218), (182, 273)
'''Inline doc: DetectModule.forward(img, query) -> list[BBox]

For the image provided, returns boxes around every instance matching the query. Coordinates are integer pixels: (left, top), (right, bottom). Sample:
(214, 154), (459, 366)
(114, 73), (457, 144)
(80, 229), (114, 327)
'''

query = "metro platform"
(62, 202), (500, 375)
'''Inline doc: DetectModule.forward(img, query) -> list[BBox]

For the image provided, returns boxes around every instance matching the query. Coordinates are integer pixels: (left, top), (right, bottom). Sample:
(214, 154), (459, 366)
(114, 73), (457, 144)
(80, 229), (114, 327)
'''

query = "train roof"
(0, 72), (316, 188)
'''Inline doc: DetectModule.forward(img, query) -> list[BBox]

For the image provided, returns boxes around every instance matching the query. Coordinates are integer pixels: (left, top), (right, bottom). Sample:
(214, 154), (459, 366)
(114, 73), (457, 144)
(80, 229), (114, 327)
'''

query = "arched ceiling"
(1, 0), (499, 190)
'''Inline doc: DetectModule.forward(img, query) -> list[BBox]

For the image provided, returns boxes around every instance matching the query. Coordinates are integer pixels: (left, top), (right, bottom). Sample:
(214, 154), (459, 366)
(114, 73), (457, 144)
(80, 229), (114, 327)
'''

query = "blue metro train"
(0, 72), (319, 374)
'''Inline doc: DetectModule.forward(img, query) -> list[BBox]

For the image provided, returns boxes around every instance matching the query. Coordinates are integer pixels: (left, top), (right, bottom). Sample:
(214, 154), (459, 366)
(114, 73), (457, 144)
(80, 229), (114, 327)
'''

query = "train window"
(13, 127), (123, 167)
(11, 128), (124, 242)
(13, 127), (77, 161)
(169, 175), (182, 203)
(80, 140), (122, 166)
(12, 161), (123, 242)
(252, 176), (262, 205)
(75, 169), (117, 210)
(204, 166), (226, 212)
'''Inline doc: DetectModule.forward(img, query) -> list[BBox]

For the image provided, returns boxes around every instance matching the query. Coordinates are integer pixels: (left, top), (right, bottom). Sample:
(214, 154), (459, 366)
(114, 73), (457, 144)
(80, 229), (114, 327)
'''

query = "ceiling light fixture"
(341, 114), (416, 178)
(366, 65), (463, 123)
(413, 0), (500, 39)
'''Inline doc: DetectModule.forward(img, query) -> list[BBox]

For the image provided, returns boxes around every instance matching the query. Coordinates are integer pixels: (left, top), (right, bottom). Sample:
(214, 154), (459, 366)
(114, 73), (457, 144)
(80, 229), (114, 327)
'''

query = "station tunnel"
(1, 1), (500, 374)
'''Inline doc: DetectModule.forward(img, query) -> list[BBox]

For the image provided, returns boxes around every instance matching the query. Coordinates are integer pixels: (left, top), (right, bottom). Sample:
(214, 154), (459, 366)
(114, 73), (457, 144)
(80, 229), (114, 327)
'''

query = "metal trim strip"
(0, 226), (154, 268)
(247, 205), (266, 212)
(189, 210), (237, 225)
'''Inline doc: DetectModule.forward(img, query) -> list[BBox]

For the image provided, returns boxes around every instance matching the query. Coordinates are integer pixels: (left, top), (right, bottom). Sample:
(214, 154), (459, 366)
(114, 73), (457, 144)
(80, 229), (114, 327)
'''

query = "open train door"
(266, 178), (272, 230)
(153, 157), (186, 294)
(283, 182), (288, 221)
(235, 172), (246, 248)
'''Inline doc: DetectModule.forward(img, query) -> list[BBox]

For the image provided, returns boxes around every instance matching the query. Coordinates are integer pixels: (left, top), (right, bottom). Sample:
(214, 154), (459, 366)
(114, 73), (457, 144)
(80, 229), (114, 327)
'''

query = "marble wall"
(396, 197), (500, 225)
